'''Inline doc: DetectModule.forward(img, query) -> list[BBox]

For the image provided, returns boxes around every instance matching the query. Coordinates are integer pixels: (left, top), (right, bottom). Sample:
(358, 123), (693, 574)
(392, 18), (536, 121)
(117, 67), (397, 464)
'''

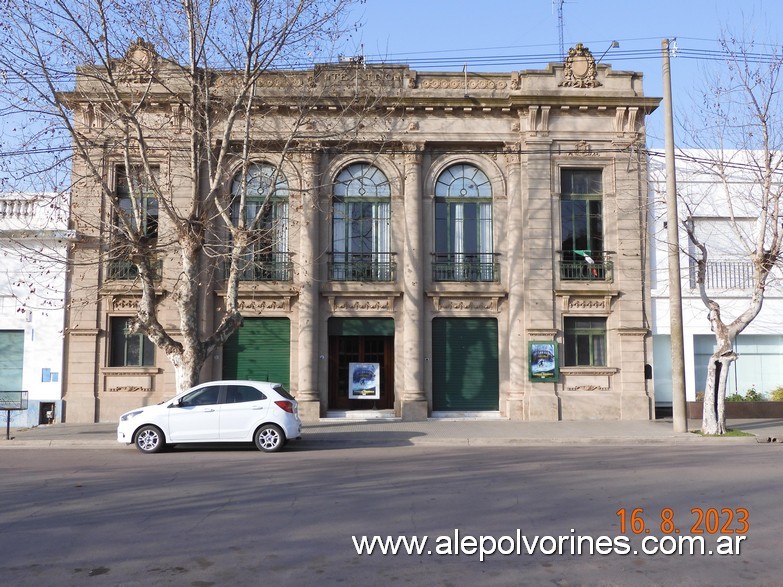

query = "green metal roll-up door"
(0, 331), (24, 391)
(222, 318), (290, 388)
(432, 318), (499, 411)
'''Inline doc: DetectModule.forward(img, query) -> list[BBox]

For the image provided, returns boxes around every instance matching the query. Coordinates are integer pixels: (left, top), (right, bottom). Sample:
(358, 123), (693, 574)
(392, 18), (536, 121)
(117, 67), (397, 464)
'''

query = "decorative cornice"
(527, 329), (558, 340)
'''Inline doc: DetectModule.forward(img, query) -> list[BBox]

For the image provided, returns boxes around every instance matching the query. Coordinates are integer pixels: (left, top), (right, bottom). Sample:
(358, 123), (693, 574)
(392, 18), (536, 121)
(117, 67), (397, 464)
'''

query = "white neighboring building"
(0, 192), (72, 426)
(649, 152), (783, 410)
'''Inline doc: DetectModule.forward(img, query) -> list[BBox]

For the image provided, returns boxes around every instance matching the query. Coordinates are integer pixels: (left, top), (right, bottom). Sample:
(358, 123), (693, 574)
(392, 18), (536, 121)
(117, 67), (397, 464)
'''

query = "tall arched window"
(231, 162), (290, 281)
(331, 162), (394, 281)
(434, 163), (495, 281)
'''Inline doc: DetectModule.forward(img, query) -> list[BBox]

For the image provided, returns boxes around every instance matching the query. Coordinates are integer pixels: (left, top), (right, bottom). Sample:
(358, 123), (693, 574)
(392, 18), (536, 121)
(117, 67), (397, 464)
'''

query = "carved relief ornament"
(327, 296), (397, 312)
(121, 38), (158, 81)
(559, 43), (601, 88)
(560, 295), (613, 312)
(431, 295), (502, 313)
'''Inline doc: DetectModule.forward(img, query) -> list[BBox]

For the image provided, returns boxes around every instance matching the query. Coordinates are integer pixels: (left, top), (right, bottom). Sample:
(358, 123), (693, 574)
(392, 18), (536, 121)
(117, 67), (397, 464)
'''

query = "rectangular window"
(564, 317), (606, 367)
(110, 317), (155, 367)
(560, 169), (606, 280)
(115, 165), (159, 239)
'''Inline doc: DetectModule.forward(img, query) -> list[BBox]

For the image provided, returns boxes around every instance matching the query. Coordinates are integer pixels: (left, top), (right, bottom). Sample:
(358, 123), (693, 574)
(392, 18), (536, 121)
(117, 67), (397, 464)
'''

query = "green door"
(222, 318), (290, 388)
(0, 331), (24, 391)
(432, 318), (499, 411)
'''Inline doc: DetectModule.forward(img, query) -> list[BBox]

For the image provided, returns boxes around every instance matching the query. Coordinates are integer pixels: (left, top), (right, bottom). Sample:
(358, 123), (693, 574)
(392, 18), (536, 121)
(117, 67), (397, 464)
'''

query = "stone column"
(401, 144), (428, 420)
(504, 143), (527, 420)
(296, 148), (322, 422)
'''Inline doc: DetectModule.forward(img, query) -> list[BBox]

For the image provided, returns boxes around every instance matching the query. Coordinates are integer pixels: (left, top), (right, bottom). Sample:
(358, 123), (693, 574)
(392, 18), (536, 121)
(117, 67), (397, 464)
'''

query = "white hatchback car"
(117, 380), (301, 453)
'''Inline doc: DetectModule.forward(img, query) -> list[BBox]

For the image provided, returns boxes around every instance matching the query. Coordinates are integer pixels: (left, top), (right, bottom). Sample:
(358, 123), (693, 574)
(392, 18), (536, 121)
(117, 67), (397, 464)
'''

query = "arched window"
(434, 163), (495, 281)
(331, 162), (393, 281)
(231, 163), (290, 281)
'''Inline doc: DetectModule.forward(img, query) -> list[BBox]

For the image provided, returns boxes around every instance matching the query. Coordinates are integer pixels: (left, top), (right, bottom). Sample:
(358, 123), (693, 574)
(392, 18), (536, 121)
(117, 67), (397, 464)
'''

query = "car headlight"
(120, 409), (144, 422)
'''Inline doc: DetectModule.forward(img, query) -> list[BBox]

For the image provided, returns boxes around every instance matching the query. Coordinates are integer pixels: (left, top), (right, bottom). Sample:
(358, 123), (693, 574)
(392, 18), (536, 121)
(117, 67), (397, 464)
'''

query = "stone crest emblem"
(121, 38), (158, 81)
(559, 43), (601, 88)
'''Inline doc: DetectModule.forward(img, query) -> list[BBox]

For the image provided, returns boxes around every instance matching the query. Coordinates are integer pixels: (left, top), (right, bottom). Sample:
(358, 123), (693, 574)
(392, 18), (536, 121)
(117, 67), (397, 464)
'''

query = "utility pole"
(662, 38), (688, 433)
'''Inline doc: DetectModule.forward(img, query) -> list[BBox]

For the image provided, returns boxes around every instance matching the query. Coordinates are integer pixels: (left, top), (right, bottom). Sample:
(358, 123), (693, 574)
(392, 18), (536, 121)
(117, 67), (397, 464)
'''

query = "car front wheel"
(254, 424), (285, 453)
(135, 425), (165, 454)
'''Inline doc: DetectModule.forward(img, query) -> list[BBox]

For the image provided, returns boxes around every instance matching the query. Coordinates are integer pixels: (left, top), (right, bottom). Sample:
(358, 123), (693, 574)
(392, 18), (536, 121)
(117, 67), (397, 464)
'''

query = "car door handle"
(251, 406), (265, 410)
(203, 408), (215, 412)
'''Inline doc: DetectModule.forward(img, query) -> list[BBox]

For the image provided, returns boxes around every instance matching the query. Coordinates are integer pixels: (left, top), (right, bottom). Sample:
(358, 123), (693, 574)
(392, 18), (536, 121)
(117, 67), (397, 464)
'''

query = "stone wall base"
(527, 392), (560, 421)
(297, 400), (322, 424)
(401, 399), (428, 421)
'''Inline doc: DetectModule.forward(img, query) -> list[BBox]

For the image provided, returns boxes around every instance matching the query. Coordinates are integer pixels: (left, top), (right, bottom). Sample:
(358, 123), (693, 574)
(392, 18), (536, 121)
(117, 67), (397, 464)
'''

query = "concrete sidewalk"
(3, 417), (783, 449)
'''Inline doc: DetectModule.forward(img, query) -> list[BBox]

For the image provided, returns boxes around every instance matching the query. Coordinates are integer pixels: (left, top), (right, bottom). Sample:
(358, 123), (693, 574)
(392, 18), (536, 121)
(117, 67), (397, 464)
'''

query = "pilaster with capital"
(401, 143), (428, 420)
(523, 136), (560, 421)
(503, 143), (527, 420)
(296, 147), (322, 420)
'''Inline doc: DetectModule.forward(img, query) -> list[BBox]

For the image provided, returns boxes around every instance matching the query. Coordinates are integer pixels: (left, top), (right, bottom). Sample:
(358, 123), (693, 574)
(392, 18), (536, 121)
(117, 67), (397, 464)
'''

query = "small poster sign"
(348, 362), (381, 399)
(529, 342), (558, 381)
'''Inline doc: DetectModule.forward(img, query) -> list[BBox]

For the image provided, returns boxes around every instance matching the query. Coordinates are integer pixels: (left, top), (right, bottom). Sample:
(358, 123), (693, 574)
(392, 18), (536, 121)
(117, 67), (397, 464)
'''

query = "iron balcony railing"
(328, 252), (397, 282)
(431, 253), (500, 282)
(689, 260), (754, 290)
(106, 258), (163, 281)
(559, 252), (613, 282)
(234, 253), (294, 282)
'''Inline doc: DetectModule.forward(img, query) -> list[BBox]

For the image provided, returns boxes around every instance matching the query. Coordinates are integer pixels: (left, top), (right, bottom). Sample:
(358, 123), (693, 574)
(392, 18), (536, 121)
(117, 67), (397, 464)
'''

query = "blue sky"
(346, 0), (783, 146)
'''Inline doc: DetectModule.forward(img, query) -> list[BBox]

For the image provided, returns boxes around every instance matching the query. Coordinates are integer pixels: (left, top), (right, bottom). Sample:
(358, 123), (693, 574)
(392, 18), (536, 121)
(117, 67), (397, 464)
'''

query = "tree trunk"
(170, 346), (205, 396)
(701, 350), (735, 435)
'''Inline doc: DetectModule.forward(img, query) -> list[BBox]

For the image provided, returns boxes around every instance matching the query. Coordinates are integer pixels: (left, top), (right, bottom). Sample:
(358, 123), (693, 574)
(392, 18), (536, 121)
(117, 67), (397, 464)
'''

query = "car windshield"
(273, 385), (295, 401)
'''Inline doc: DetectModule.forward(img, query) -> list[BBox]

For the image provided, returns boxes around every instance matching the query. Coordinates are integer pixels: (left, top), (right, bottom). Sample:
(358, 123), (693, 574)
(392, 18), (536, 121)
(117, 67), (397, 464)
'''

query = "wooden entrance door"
(328, 335), (394, 410)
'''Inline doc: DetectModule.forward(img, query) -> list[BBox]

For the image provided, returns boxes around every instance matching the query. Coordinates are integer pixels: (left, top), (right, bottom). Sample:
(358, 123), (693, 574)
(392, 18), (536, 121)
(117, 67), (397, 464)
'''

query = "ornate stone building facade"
(62, 44), (659, 423)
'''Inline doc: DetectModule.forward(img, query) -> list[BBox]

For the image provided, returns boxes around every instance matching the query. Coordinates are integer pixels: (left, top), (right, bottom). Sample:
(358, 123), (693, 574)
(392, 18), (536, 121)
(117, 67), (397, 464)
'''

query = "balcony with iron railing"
(431, 253), (499, 282)
(559, 252), (613, 282)
(328, 252), (397, 282)
(688, 259), (754, 290)
(234, 253), (294, 282)
(106, 258), (163, 281)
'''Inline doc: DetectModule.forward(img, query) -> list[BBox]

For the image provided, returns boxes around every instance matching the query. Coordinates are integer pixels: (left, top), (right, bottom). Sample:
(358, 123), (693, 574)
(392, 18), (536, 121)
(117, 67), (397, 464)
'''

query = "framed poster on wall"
(348, 362), (381, 399)
(529, 342), (558, 381)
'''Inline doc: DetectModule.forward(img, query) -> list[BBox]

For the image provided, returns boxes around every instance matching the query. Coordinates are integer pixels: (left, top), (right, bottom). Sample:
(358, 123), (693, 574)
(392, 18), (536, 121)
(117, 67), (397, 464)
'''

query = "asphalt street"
(0, 443), (780, 586)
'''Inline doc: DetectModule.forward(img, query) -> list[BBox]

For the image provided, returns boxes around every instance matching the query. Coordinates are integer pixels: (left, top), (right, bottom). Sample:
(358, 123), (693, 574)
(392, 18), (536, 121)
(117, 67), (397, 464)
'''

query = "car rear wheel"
(135, 425), (165, 454)
(254, 424), (285, 452)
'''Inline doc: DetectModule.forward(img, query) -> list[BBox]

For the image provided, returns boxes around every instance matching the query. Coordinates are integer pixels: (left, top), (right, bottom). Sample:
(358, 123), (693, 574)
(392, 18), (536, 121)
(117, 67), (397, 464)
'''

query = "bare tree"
(0, 0), (367, 394)
(680, 33), (783, 434)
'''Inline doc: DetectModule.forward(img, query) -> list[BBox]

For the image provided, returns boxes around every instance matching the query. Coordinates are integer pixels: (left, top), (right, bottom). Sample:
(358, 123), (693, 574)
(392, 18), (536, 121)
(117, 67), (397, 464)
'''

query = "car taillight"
(274, 400), (294, 413)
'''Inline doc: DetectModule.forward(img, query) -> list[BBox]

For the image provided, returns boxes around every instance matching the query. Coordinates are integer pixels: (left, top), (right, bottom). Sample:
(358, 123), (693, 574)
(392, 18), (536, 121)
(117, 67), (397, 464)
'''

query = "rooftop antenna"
(553, 0), (565, 59)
